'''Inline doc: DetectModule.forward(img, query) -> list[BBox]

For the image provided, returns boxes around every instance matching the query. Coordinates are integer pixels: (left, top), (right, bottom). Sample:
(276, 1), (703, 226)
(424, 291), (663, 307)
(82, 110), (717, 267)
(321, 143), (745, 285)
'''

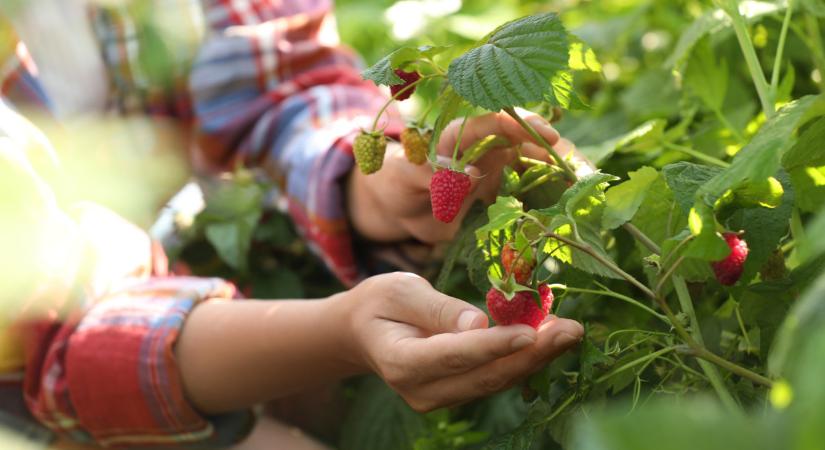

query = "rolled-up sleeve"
(190, 0), (403, 286)
(22, 277), (254, 449)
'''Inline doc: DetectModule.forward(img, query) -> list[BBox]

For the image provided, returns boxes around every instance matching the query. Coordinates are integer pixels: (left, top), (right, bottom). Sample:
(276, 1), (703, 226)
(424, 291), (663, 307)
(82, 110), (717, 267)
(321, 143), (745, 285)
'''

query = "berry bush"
(171, 1), (825, 448)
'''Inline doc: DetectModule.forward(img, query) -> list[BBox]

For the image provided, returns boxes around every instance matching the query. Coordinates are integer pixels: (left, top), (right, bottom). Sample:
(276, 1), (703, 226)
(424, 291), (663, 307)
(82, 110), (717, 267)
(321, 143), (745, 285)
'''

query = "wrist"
(325, 290), (372, 376)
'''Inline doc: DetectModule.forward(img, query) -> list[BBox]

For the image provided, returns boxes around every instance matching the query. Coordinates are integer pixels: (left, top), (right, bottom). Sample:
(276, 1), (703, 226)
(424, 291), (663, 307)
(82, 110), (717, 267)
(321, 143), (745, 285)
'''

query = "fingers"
(394, 324), (537, 381)
(436, 112), (560, 158)
(408, 318), (583, 411)
(378, 272), (488, 333)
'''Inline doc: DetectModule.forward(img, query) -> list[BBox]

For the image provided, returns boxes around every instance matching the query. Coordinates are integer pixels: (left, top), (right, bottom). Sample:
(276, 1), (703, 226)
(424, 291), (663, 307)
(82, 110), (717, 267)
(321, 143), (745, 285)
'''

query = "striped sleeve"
(189, 0), (403, 286)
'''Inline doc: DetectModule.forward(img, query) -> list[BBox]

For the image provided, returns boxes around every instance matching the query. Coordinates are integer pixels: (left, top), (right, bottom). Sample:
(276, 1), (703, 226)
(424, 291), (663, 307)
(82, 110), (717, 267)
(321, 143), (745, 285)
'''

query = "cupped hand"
(338, 272), (583, 412)
(347, 110), (579, 245)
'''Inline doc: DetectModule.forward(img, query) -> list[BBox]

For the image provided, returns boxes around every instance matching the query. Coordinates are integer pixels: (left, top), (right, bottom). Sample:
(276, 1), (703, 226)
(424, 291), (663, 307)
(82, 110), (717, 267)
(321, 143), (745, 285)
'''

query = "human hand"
(336, 272), (583, 412)
(347, 110), (587, 245)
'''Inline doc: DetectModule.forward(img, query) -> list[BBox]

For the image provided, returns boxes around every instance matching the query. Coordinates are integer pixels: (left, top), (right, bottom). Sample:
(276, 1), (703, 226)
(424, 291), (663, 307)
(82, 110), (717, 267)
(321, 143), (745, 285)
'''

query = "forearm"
(175, 295), (365, 414)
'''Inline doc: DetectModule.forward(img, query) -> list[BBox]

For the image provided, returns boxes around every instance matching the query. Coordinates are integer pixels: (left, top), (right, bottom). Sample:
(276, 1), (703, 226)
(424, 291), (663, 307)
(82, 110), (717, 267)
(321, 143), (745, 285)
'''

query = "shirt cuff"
(26, 276), (254, 448)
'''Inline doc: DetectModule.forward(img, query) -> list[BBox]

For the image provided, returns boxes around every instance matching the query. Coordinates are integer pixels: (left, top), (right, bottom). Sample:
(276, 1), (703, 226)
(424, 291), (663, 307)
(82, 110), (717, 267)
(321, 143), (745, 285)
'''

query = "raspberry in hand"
(486, 285), (554, 329)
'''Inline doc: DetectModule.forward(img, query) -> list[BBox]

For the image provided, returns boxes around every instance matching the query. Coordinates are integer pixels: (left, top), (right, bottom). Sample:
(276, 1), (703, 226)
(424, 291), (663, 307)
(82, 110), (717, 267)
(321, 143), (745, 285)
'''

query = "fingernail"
(511, 334), (536, 351)
(527, 116), (554, 132)
(458, 310), (484, 331)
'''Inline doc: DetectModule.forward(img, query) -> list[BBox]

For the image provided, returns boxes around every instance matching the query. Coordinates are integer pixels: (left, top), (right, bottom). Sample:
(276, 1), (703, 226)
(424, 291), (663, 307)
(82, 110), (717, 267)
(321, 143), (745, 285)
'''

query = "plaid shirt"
(0, 0), (401, 447)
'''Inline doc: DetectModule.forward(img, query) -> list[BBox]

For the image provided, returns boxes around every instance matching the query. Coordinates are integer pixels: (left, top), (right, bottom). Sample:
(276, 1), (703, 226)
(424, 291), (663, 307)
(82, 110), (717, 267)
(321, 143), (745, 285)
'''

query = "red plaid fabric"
(1, 0), (403, 447)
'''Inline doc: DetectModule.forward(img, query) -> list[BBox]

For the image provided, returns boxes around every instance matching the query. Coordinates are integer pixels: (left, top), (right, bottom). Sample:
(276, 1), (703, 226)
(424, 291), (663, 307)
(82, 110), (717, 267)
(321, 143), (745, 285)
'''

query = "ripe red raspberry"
(430, 168), (471, 223)
(486, 285), (554, 329)
(711, 232), (749, 286)
(390, 69), (420, 101)
(501, 243), (535, 284)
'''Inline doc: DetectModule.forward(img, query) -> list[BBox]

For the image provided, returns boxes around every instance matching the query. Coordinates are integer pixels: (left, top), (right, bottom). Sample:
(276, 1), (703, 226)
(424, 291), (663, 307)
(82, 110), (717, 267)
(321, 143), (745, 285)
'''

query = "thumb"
(385, 273), (488, 333)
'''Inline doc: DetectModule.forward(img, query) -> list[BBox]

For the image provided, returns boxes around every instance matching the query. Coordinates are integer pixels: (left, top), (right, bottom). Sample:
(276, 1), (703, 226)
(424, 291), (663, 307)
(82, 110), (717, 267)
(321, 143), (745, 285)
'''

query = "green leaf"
(568, 35), (602, 73)
(603, 167), (659, 230)
(475, 196), (525, 239)
(481, 401), (552, 450)
(684, 39), (728, 111)
(697, 96), (825, 204)
(797, 205), (825, 262)
(781, 116), (825, 171)
(544, 71), (590, 110)
(552, 173), (619, 220)
(545, 219), (622, 279)
(662, 162), (724, 215)
(571, 398), (784, 450)
(790, 166), (825, 213)
(340, 377), (427, 450)
(665, 1), (782, 70)
(204, 210), (261, 271)
(725, 172), (794, 284)
(579, 336), (614, 382)
(613, 119), (667, 154)
(448, 13), (569, 111)
(362, 45), (448, 86)
(684, 203), (728, 261)
(769, 270), (825, 378)
(661, 230), (714, 282)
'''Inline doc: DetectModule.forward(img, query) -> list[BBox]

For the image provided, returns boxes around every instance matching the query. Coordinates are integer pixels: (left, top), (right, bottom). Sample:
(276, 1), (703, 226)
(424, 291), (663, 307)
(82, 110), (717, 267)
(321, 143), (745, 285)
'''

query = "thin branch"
(503, 107), (577, 181)
(545, 232), (657, 300)
(623, 223), (662, 255)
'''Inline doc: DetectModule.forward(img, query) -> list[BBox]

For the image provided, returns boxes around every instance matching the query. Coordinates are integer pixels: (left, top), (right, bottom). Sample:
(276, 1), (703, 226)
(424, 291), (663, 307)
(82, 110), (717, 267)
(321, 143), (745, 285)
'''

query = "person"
(0, 0), (586, 448)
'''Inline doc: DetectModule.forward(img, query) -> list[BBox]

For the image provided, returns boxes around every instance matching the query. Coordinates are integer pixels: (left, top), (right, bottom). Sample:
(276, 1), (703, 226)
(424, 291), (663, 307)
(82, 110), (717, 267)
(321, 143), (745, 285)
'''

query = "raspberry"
(353, 131), (387, 175)
(501, 243), (534, 284)
(486, 284), (554, 329)
(711, 232), (749, 286)
(400, 127), (431, 165)
(430, 168), (471, 223)
(390, 69), (420, 101)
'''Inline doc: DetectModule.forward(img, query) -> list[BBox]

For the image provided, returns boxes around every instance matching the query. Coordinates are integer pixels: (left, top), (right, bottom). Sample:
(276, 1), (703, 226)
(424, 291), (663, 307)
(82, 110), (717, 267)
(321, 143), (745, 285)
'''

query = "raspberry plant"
(170, 1), (825, 448)
(353, 3), (825, 449)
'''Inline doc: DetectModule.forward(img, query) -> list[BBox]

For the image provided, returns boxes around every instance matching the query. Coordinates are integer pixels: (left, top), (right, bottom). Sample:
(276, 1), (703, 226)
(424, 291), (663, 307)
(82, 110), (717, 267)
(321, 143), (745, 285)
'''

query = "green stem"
(371, 75), (434, 131)
(672, 275), (741, 411)
(806, 15), (825, 93)
(659, 234), (694, 269)
(604, 329), (673, 354)
(720, 0), (776, 118)
(770, 0), (794, 92)
(541, 394), (576, 425)
(545, 233), (657, 300)
(415, 100), (438, 128)
(735, 303), (754, 352)
(451, 115), (469, 168)
(623, 223), (662, 255)
(655, 255), (685, 295)
(690, 346), (773, 386)
(791, 207), (806, 243)
(595, 346), (680, 384)
(503, 107), (577, 182)
(662, 142), (731, 168)
(560, 286), (669, 324)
